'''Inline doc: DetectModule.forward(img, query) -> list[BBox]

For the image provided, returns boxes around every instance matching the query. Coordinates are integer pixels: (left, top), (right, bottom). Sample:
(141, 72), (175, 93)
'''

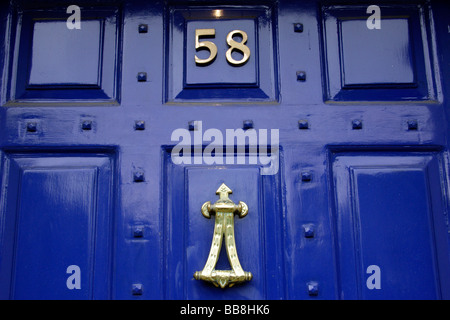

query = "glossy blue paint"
(340, 18), (414, 86)
(0, 0), (449, 300)
(9, 6), (121, 102)
(321, 4), (439, 102)
(0, 153), (114, 299)
(29, 20), (102, 86)
(167, 5), (278, 102)
(163, 152), (284, 299)
(332, 152), (450, 299)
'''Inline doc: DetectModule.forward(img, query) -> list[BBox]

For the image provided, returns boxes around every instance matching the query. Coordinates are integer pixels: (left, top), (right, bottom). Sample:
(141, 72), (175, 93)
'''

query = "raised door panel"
(163, 148), (284, 299)
(0, 153), (115, 299)
(331, 152), (450, 299)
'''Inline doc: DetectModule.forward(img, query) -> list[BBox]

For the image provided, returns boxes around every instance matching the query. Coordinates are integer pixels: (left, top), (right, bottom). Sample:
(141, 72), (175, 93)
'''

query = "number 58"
(195, 29), (251, 66)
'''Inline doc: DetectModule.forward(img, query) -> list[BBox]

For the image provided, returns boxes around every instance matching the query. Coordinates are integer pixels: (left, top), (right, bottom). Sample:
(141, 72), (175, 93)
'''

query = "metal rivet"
(296, 71), (306, 82)
(243, 120), (254, 130)
(26, 122), (37, 133)
(407, 119), (418, 131)
(294, 23), (304, 33)
(188, 120), (198, 131)
(301, 171), (312, 182)
(135, 120), (145, 130)
(137, 72), (147, 82)
(138, 24), (148, 33)
(298, 119), (309, 130)
(307, 281), (319, 296)
(352, 119), (363, 130)
(82, 120), (92, 131)
(133, 226), (144, 238)
(132, 283), (143, 295)
(133, 171), (145, 182)
(303, 224), (315, 238)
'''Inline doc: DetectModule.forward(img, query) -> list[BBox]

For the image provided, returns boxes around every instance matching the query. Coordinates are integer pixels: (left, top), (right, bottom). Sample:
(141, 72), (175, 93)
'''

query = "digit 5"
(195, 29), (217, 65)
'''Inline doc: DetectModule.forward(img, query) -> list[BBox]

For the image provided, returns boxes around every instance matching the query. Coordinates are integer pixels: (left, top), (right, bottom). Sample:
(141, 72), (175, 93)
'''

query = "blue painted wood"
(163, 151), (284, 299)
(9, 6), (121, 103)
(167, 5), (278, 102)
(0, 153), (114, 299)
(0, 0), (449, 300)
(28, 20), (102, 86)
(340, 19), (414, 86)
(332, 152), (450, 299)
(322, 4), (439, 101)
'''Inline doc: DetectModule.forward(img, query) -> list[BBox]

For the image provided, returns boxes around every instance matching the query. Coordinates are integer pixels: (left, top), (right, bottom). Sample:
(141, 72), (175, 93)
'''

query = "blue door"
(0, 0), (449, 300)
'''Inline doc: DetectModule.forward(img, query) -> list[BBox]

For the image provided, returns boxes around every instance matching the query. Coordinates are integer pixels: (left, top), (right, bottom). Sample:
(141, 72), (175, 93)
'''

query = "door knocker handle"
(194, 183), (252, 288)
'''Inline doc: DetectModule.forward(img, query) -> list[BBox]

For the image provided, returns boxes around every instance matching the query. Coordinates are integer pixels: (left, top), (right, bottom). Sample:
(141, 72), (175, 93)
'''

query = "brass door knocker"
(194, 183), (252, 288)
